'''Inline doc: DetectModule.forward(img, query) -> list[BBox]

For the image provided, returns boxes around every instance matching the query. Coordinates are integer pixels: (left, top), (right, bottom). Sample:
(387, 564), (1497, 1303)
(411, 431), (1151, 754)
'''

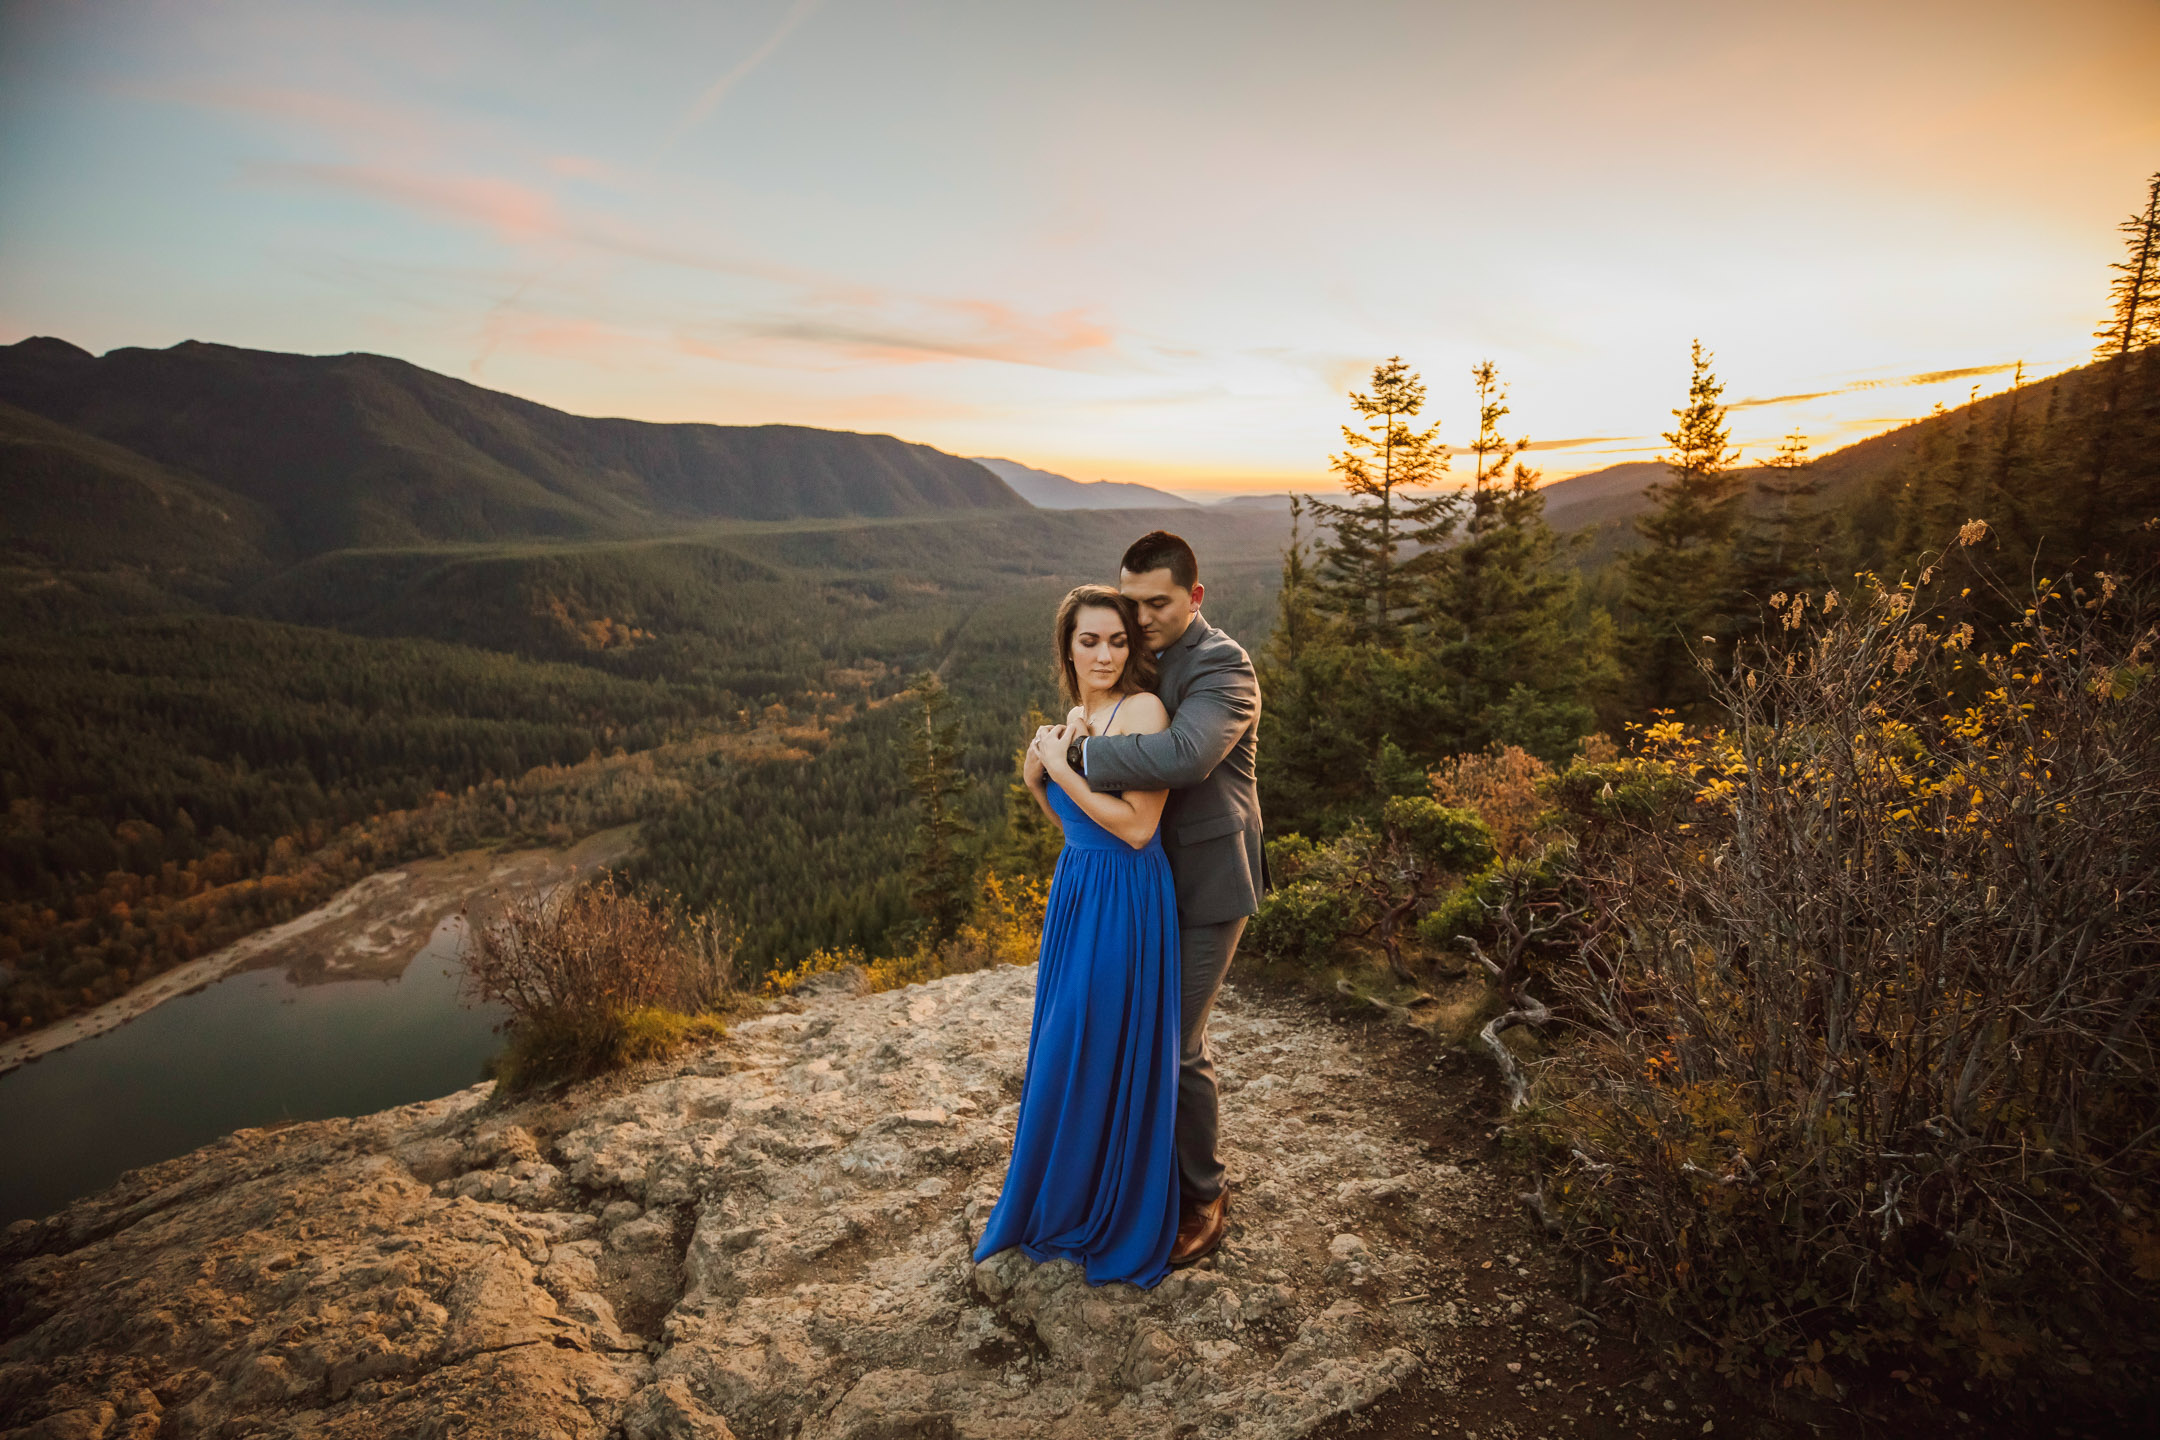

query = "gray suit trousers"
(1177, 914), (1247, 1204)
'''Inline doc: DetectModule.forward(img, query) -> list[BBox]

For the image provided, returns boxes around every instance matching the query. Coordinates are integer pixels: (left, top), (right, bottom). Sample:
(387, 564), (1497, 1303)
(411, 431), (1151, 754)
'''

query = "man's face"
(1118, 567), (1203, 654)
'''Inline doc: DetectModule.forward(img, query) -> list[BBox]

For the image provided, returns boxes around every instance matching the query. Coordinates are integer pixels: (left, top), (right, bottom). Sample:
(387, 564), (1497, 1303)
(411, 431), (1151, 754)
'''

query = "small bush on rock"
(489, 1005), (724, 1091)
(461, 874), (732, 1088)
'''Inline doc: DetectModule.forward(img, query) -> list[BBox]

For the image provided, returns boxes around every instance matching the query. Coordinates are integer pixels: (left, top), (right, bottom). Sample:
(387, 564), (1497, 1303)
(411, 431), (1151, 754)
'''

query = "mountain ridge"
(0, 338), (1026, 563)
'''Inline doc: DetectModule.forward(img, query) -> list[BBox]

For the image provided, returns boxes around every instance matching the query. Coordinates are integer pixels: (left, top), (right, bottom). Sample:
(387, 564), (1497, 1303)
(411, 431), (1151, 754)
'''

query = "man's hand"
(1066, 704), (1092, 734)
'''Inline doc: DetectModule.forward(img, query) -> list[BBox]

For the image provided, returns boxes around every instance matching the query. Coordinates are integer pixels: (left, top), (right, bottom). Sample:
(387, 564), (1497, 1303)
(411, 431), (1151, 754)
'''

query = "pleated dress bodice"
(1043, 778), (1160, 850)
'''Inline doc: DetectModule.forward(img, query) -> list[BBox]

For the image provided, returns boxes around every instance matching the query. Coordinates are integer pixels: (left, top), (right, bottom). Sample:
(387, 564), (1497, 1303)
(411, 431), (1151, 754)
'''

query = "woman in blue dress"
(972, 584), (1183, 1289)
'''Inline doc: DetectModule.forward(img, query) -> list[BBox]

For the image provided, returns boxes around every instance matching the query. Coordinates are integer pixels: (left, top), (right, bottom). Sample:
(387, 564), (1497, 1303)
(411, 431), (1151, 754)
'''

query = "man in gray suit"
(1070, 530), (1262, 1267)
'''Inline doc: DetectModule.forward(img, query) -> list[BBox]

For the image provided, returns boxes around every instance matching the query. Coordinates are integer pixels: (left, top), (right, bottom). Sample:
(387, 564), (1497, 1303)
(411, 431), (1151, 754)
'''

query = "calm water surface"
(0, 919), (506, 1223)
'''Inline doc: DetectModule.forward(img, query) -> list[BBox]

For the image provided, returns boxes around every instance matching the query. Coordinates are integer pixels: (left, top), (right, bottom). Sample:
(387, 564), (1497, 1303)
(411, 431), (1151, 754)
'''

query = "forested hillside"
(1539, 361), (2099, 574)
(0, 491), (1288, 1033)
(0, 400), (287, 582)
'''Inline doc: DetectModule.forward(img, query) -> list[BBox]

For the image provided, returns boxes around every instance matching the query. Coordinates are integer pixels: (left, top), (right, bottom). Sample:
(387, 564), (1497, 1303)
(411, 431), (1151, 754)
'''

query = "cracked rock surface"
(2, 965), (1477, 1439)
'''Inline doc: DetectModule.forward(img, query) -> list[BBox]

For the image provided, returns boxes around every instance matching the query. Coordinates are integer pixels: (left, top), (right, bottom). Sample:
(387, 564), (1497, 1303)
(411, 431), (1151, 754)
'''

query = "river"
(0, 916), (506, 1224)
(0, 829), (633, 1225)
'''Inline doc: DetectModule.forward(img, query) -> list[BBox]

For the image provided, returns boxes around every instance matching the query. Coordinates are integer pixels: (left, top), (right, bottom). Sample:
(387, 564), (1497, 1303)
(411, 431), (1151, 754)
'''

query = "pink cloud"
(487, 315), (640, 360)
(545, 154), (615, 182)
(247, 158), (1120, 372)
(247, 161), (561, 243)
(113, 81), (451, 155)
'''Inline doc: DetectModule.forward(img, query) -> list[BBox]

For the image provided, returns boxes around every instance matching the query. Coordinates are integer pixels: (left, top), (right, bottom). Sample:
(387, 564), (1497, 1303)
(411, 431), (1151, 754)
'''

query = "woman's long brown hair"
(1054, 585), (1158, 710)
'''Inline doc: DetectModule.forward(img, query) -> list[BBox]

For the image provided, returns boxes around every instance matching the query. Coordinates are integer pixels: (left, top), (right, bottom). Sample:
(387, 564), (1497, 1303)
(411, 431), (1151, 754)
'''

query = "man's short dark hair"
(1120, 530), (1199, 590)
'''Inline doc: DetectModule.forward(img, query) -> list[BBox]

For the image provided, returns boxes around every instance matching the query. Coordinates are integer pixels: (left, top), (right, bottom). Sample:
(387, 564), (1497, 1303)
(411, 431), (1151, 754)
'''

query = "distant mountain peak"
(11, 337), (93, 365)
(970, 457), (1198, 511)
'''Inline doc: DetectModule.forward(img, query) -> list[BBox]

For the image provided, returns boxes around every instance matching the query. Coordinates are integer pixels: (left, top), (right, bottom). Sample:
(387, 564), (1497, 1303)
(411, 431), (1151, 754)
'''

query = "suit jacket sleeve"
(1084, 646), (1256, 792)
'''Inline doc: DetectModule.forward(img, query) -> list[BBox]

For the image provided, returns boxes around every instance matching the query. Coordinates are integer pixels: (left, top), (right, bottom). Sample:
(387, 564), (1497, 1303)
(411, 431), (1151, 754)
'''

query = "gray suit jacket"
(1084, 614), (1264, 927)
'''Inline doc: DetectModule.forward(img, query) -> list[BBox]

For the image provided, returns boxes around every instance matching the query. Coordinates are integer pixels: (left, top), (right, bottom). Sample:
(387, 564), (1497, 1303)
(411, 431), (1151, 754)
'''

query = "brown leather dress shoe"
(1168, 1185), (1229, 1268)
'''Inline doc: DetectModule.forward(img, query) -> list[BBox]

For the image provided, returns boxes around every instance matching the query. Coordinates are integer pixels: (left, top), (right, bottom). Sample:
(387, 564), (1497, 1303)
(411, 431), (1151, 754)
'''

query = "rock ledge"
(2, 965), (1478, 1439)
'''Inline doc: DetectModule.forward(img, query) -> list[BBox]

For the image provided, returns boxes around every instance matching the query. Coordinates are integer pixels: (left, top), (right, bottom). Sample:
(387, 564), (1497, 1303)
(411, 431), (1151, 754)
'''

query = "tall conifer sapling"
(1620, 340), (1744, 715)
(1306, 357), (1457, 646)
(902, 672), (976, 946)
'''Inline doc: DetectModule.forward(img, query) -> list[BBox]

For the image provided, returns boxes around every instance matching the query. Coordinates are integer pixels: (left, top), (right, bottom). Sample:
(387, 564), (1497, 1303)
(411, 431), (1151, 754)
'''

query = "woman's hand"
(1036, 722), (1078, 781)
(1023, 722), (1052, 786)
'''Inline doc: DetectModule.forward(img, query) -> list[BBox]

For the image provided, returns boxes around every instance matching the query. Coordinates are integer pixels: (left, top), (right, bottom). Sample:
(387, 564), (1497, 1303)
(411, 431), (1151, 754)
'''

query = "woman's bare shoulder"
(1109, 690), (1169, 734)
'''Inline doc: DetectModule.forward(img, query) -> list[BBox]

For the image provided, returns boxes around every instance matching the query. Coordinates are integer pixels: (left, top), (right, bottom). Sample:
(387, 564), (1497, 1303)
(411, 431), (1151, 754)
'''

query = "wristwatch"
(1066, 738), (1086, 776)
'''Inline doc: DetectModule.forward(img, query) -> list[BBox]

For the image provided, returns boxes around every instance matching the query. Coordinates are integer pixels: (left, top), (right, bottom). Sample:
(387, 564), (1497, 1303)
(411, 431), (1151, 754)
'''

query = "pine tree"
(1883, 401), (1957, 571)
(1946, 384), (1986, 530)
(1257, 498), (1374, 837)
(1422, 361), (1591, 759)
(1731, 429), (1830, 621)
(901, 672), (976, 945)
(1306, 358), (1458, 646)
(984, 703), (1060, 883)
(2080, 171), (2160, 556)
(1619, 340), (1744, 716)
(1271, 496), (1325, 669)
(1984, 362), (2043, 559)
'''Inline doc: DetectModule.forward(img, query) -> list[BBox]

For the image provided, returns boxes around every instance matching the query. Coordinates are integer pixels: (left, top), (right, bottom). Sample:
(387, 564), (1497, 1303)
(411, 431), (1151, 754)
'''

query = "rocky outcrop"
(1, 965), (1490, 1439)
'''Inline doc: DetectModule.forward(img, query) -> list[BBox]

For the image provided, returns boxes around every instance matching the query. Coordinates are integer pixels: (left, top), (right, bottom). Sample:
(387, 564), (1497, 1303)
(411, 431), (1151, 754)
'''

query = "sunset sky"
(2, 0), (2155, 498)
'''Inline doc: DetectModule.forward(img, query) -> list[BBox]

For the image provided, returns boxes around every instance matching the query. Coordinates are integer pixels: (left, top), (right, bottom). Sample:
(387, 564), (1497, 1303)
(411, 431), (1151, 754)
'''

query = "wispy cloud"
(110, 80), (451, 152)
(249, 161), (561, 242)
(1520, 435), (1636, 452)
(544, 154), (615, 183)
(1730, 360), (2026, 410)
(679, 301), (1114, 371)
(245, 160), (805, 283)
(246, 159), (1118, 371)
(174, 12), (1122, 382)
(651, 0), (827, 167)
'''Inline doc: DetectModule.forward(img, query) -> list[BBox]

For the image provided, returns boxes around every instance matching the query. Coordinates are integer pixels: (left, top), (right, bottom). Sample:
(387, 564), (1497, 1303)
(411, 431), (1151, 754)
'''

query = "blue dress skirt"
(971, 779), (1183, 1288)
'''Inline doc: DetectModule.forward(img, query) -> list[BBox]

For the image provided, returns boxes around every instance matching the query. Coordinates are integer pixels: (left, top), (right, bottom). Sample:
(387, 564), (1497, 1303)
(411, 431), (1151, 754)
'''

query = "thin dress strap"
(1103, 694), (1127, 731)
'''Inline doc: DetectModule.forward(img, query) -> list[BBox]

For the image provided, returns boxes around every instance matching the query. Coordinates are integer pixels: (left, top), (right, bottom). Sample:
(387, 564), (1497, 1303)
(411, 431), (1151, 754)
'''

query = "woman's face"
(1070, 604), (1131, 696)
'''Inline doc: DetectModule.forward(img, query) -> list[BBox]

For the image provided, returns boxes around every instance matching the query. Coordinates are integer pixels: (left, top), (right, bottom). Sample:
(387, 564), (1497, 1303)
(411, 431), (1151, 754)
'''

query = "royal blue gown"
(972, 768), (1183, 1289)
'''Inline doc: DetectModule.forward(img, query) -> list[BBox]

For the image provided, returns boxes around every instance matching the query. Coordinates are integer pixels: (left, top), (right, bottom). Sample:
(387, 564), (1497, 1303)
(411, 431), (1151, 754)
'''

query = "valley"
(0, 339), (1295, 1043)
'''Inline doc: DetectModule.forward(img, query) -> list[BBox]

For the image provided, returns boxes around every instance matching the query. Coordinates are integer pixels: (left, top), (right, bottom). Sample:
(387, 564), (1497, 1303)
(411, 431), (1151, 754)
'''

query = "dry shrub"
(1429, 744), (1555, 859)
(766, 870), (1047, 997)
(675, 906), (744, 1012)
(461, 874), (734, 1088)
(1535, 547), (2160, 1406)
